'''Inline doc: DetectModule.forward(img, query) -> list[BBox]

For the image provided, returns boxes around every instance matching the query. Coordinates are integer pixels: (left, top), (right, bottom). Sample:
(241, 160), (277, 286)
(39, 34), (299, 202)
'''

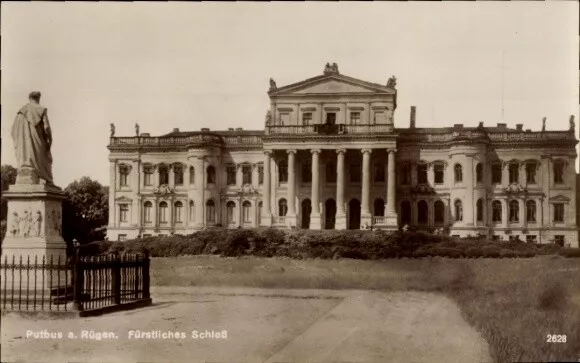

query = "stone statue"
(387, 76), (397, 89)
(32, 211), (42, 237)
(135, 123), (140, 136)
(324, 63), (332, 74)
(269, 78), (277, 92)
(21, 210), (32, 237)
(332, 62), (338, 73)
(10, 212), (20, 236)
(265, 110), (272, 125)
(11, 91), (54, 185)
(569, 115), (575, 133)
(542, 117), (546, 132)
(110, 123), (115, 137)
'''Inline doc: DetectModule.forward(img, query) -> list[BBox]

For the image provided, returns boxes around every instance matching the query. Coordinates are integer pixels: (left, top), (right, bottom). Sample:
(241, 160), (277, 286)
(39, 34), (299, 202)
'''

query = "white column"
(261, 151), (272, 226)
(153, 165), (159, 187)
(184, 164), (191, 187)
(385, 149), (398, 228)
(131, 160), (140, 226)
(361, 149), (372, 228)
(252, 163), (259, 189)
(168, 164), (175, 188)
(335, 149), (347, 229)
(108, 160), (116, 227)
(286, 150), (297, 227)
(236, 164), (243, 187)
(310, 149), (322, 229)
(193, 157), (205, 228)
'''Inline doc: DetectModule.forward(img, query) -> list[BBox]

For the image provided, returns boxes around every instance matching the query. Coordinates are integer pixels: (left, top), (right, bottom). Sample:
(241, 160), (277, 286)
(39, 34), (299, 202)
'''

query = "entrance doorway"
(301, 199), (312, 229)
(324, 199), (336, 229)
(348, 199), (361, 230)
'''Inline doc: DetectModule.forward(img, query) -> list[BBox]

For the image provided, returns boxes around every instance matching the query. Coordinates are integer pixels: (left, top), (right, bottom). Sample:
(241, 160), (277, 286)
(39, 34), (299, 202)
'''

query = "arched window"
(189, 166), (195, 185)
(226, 201), (235, 224)
(174, 201), (183, 223)
(174, 164), (184, 185)
(206, 166), (216, 184)
(417, 200), (428, 224)
(526, 200), (536, 223)
(159, 201), (168, 223)
(206, 199), (216, 223)
(492, 200), (502, 222)
(242, 201), (251, 222)
(434, 200), (445, 224)
(189, 201), (194, 222)
(158, 165), (169, 185)
(509, 200), (519, 222)
(400, 201), (411, 225)
(278, 198), (288, 216)
(143, 201), (152, 223)
(433, 163), (445, 184)
(476, 199), (484, 222)
(509, 163), (519, 184)
(374, 198), (385, 216)
(454, 164), (463, 183)
(278, 160), (288, 183)
(454, 200), (463, 221)
(476, 163), (483, 183)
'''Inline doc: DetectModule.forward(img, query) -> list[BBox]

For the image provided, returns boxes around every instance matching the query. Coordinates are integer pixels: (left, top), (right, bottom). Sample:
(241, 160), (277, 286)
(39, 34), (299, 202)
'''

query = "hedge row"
(78, 228), (579, 259)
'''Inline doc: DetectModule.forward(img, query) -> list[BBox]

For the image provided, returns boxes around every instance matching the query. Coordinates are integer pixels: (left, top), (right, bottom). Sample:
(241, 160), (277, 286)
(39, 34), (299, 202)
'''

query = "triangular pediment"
(270, 74), (395, 96)
(549, 195), (570, 202)
(115, 196), (133, 203)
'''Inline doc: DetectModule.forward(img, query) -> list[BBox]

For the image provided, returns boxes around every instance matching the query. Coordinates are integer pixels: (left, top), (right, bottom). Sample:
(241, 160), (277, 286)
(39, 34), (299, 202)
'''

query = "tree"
(1, 165), (17, 222)
(62, 177), (109, 244)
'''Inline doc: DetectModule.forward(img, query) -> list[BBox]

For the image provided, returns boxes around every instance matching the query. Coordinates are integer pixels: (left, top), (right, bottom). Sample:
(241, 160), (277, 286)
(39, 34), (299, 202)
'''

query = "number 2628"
(546, 334), (566, 343)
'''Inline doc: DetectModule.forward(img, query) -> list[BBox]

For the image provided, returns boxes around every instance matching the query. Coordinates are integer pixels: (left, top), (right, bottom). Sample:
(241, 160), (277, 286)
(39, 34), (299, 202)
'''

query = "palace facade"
(106, 63), (579, 247)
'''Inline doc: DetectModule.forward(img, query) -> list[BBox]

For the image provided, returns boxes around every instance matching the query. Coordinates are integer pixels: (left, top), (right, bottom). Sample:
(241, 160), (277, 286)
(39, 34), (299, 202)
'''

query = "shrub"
(559, 247), (580, 258)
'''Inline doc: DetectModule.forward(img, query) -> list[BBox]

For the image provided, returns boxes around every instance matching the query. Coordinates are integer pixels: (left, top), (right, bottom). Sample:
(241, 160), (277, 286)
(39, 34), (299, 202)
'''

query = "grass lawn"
(152, 255), (580, 363)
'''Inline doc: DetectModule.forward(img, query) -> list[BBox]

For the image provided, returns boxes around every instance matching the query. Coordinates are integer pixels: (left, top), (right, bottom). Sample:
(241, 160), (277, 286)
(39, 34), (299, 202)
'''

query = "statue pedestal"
(1, 183), (67, 262)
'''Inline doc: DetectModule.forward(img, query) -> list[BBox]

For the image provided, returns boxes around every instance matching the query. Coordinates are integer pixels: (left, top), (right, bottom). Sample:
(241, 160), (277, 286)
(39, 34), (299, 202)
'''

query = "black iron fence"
(0, 251), (150, 314)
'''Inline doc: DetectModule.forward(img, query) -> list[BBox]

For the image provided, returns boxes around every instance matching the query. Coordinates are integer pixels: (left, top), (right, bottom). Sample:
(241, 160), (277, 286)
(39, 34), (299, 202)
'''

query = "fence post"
(134, 254), (140, 299)
(72, 248), (84, 311)
(112, 253), (121, 305)
(143, 251), (150, 299)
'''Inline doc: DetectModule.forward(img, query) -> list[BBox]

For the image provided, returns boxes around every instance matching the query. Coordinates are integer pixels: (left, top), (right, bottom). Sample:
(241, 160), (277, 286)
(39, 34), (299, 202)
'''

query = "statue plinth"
(1, 182), (67, 261)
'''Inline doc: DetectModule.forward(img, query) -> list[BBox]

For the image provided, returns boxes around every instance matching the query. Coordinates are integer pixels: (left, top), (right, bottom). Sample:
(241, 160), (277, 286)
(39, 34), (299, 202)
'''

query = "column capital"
(264, 150), (273, 156)
(387, 148), (398, 154)
(310, 149), (321, 155)
(336, 149), (347, 155)
(286, 149), (297, 155)
(361, 148), (373, 155)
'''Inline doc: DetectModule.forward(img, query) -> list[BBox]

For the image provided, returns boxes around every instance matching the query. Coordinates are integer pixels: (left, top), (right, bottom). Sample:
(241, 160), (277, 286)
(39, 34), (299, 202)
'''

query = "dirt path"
(1, 287), (491, 363)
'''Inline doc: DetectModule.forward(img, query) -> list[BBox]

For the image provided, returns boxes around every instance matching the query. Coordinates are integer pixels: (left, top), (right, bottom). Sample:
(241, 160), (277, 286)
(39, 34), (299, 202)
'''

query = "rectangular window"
(526, 235), (537, 244)
(492, 163), (502, 184)
(242, 165), (252, 185)
(258, 165), (264, 184)
(326, 163), (336, 183)
(374, 163), (385, 182)
(350, 112), (361, 125)
(492, 235), (501, 241)
(553, 203), (565, 222)
(302, 112), (312, 126)
(350, 164), (361, 183)
(434, 164), (444, 184)
(302, 162), (312, 183)
(554, 162), (565, 184)
(118, 234), (127, 242)
(526, 163), (536, 184)
(401, 164), (410, 185)
(417, 164), (428, 184)
(326, 113), (336, 125)
(143, 166), (153, 186)
(119, 166), (129, 187)
(554, 235), (565, 246)
(174, 165), (184, 185)
(119, 204), (129, 222)
(142, 234), (152, 238)
(226, 165), (236, 185)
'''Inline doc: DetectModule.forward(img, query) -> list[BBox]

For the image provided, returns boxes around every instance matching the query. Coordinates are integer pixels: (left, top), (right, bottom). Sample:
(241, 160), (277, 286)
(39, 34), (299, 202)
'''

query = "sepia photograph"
(1, 2), (579, 363)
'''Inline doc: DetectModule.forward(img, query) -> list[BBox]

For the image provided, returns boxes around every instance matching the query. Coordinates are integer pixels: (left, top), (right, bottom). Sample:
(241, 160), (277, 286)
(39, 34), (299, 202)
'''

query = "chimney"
(454, 124), (464, 129)
(235, 127), (243, 131)
(173, 128), (180, 133)
(525, 129), (531, 132)
(201, 128), (210, 132)
(478, 122), (484, 128)
(497, 123), (507, 129)
(410, 106), (416, 128)
(228, 128), (234, 131)
(516, 124), (523, 131)
(141, 133), (150, 137)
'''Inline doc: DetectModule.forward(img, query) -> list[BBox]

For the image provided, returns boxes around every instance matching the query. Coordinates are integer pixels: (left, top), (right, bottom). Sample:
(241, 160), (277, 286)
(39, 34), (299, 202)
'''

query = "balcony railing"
(373, 216), (385, 225)
(109, 133), (263, 150)
(265, 124), (394, 135)
(275, 216), (286, 225)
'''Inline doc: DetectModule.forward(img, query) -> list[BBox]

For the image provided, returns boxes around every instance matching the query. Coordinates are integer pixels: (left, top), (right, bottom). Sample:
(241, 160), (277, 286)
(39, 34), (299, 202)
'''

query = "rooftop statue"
(11, 92), (54, 185)
(387, 76), (397, 89)
(265, 110), (272, 125)
(542, 117), (546, 132)
(269, 78), (277, 92)
(110, 123), (115, 137)
(323, 62), (339, 75)
(569, 115), (575, 133)
(135, 123), (140, 137)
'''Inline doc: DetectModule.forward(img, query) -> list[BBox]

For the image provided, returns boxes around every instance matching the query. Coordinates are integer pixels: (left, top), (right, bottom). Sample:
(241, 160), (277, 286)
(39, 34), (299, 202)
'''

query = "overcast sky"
(2, 2), (578, 186)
